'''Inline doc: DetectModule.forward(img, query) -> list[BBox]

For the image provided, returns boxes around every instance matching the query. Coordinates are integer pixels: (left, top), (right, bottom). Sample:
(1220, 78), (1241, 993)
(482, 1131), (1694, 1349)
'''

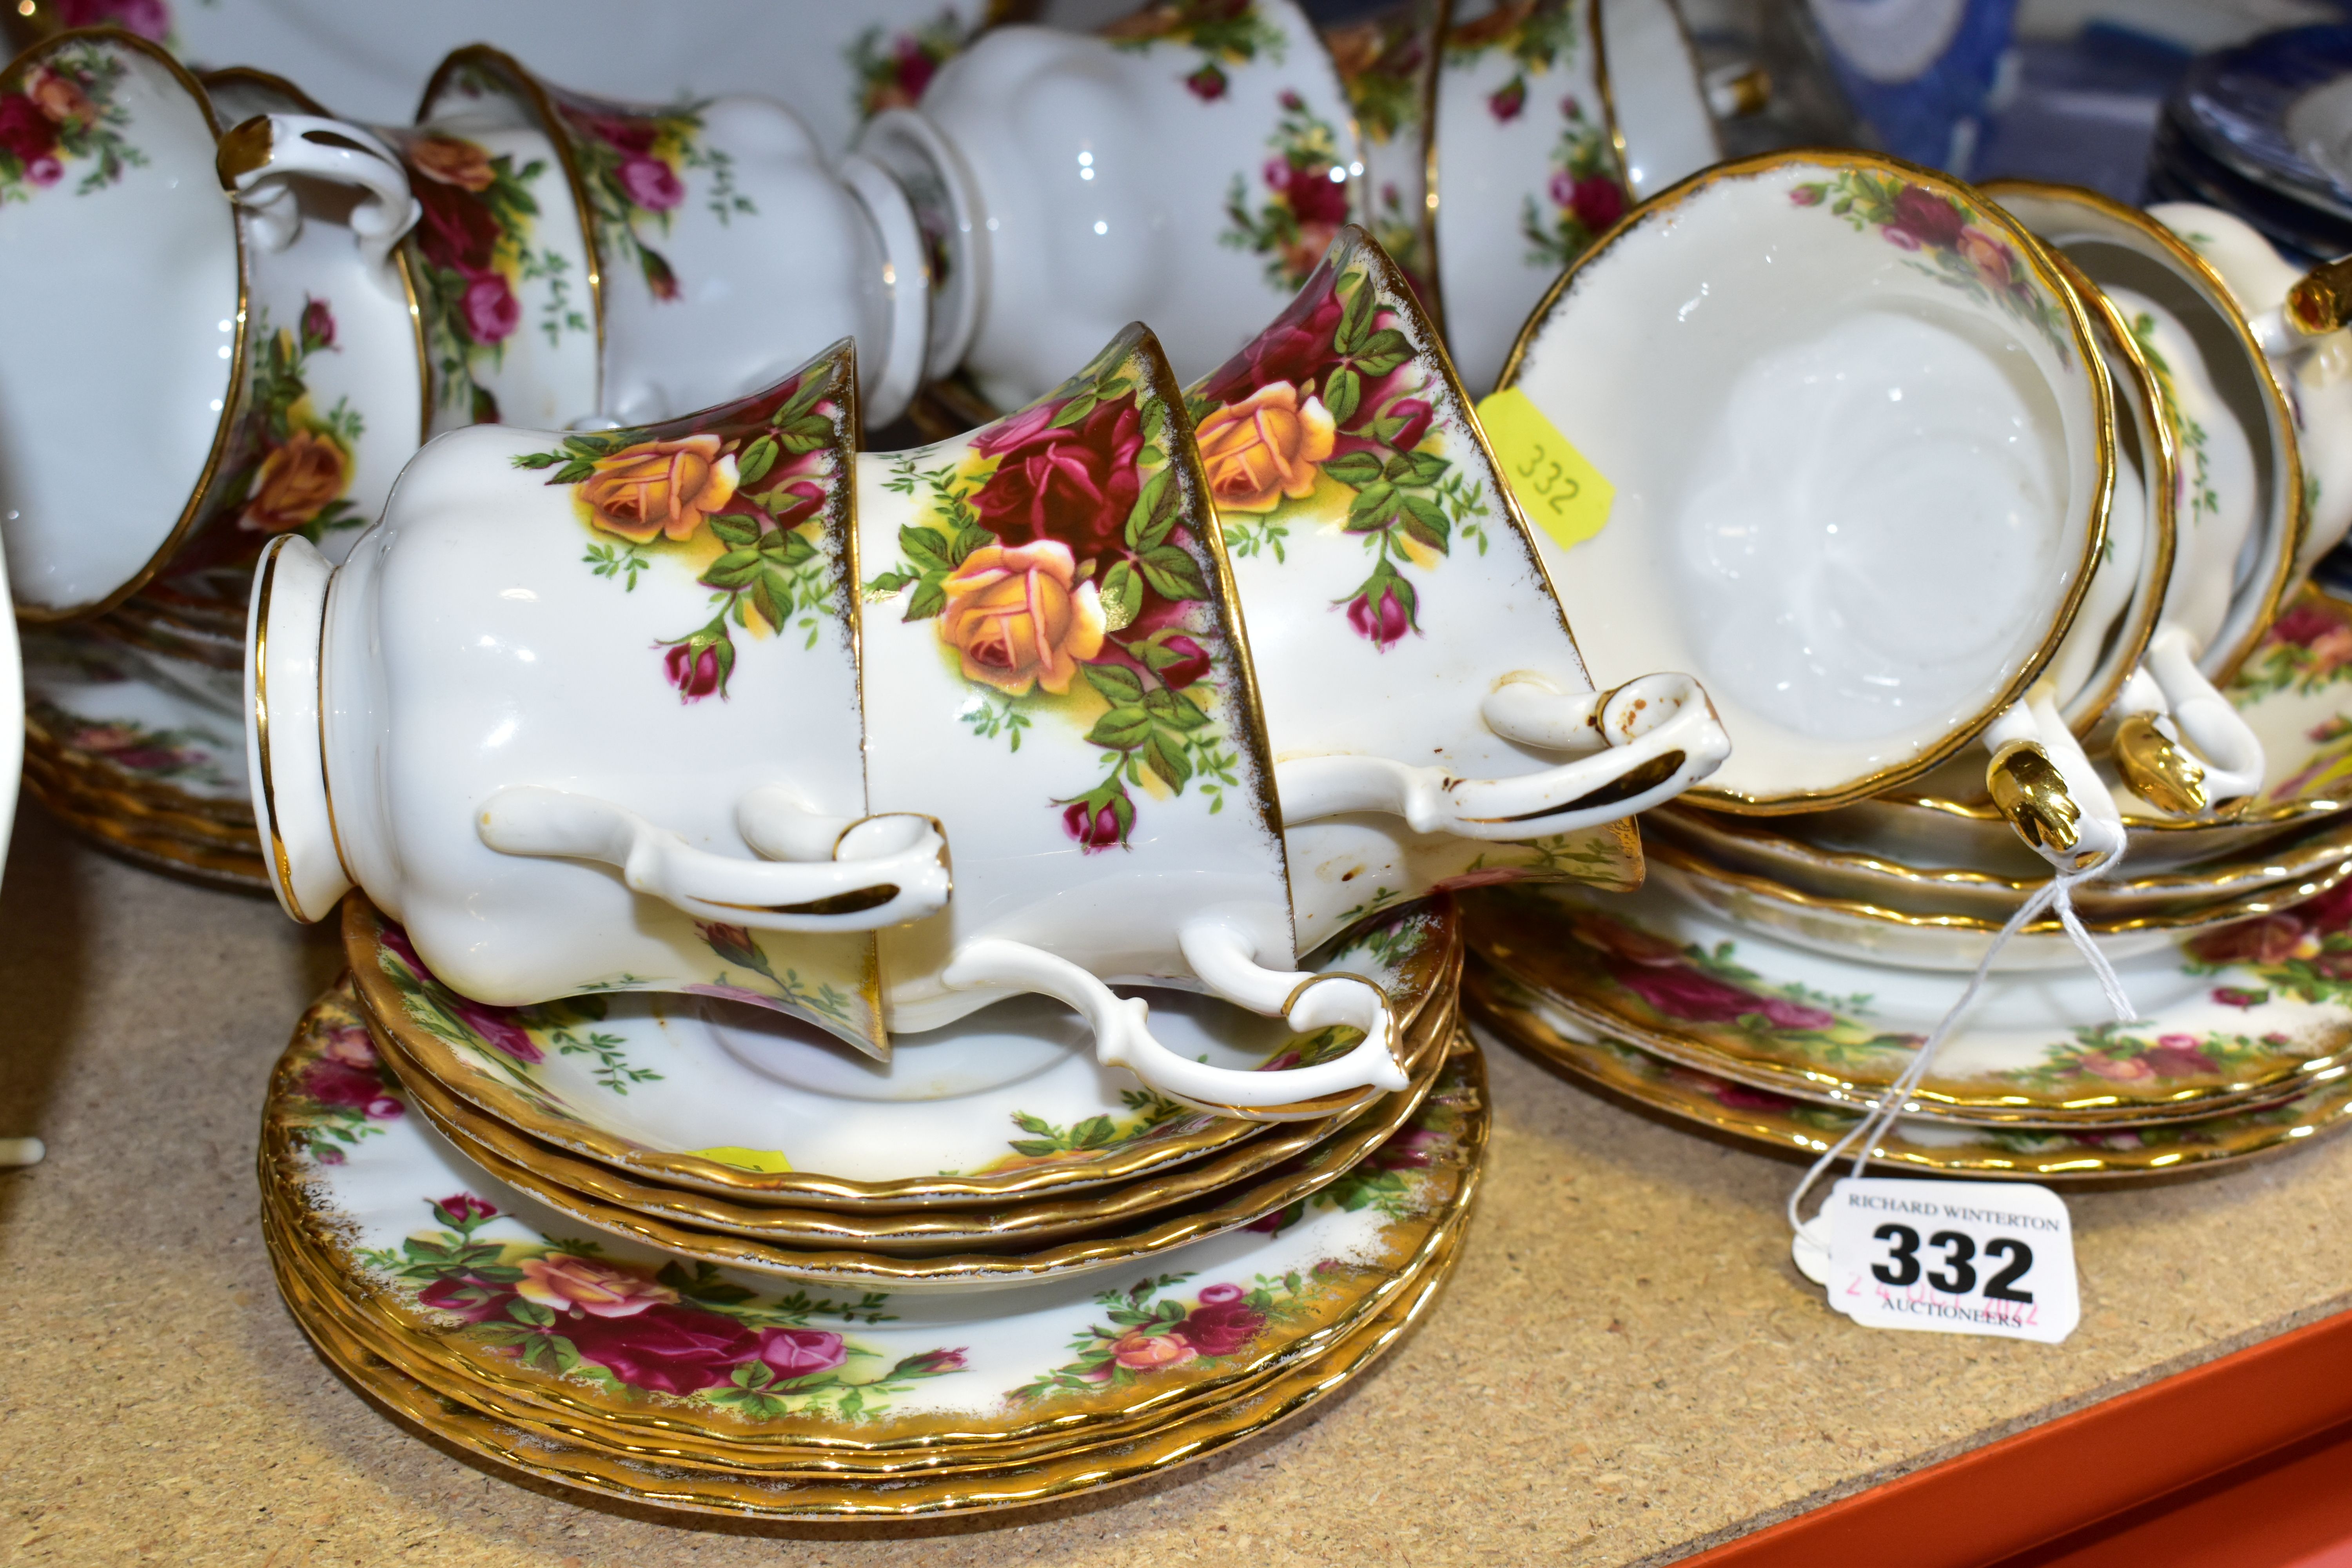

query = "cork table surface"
(4, 811), (2350, 1568)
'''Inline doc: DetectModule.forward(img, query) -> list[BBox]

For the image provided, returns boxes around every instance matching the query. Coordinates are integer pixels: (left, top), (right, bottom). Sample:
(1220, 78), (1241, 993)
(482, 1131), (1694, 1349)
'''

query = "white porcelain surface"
(900, 0), (1363, 407)
(415, 52), (929, 431)
(1182, 227), (1725, 951)
(1596, 0), (1719, 199)
(2152, 201), (2352, 575)
(0, 35), (238, 616)
(251, 345), (936, 1059)
(147, 0), (990, 157)
(1501, 154), (2109, 809)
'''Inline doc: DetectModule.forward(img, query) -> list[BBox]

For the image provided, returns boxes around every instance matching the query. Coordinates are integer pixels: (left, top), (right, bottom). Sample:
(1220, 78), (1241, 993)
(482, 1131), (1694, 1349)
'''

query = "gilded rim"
(1648, 834), (2352, 939)
(1492, 147), (2117, 815)
(379, 1022), (1473, 1288)
(1466, 944), (2349, 1128)
(1473, 971), (2352, 1180)
(1648, 797), (2352, 906)
(269, 1206), (1466, 1516)
(343, 891), (1463, 1207)
(1978, 177), (2308, 688)
(23, 769), (269, 890)
(372, 986), (1459, 1249)
(2046, 247), (2178, 736)
(5, 27), (252, 625)
(261, 989), (1486, 1459)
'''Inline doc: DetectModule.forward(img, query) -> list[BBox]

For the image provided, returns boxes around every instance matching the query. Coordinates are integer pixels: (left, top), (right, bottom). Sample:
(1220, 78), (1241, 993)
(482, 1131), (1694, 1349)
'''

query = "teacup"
(1432, 0), (1722, 394)
(0, 29), (422, 619)
(852, 323), (1412, 1116)
(247, 339), (950, 1062)
(862, 0), (1363, 410)
(1494, 151), (2114, 826)
(1183, 224), (1728, 954)
(2149, 201), (2352, 577)
(377, 46), (940, 433)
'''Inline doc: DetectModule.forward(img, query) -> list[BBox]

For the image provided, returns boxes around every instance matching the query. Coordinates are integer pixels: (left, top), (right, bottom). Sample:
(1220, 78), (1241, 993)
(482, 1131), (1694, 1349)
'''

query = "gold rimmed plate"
(345, 893), (1461, 1209)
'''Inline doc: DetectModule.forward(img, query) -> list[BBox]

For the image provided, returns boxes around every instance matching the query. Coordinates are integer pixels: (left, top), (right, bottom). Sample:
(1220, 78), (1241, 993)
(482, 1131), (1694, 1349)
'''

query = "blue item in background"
(1806, 0), (2018, 171)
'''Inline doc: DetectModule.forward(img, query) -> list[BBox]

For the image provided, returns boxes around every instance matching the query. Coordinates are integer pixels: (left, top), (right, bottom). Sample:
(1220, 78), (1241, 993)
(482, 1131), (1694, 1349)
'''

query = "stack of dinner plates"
(260, 893), (1485, 1521)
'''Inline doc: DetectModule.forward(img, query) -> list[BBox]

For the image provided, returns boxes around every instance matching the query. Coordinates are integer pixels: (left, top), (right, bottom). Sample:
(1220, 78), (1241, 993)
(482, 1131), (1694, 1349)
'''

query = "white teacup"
(1495, 152), (2114, 828)
(862, 0), (1363, 410)
(852, 323), (1411, 1116)
(1183, 225), (1728, 953)
(248, 339), (950, 1062)
(378, 46), (938, 433)
(0, 29), (421, 618)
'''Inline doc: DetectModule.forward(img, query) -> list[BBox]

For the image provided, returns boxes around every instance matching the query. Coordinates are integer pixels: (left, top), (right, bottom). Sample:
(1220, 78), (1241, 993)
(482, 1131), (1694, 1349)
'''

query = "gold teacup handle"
(2287, 256), (2352, 338)
(2112, 714), (2208, 817)
(1987, 740), (2086, 858)
(1983, 695), (2126, 871)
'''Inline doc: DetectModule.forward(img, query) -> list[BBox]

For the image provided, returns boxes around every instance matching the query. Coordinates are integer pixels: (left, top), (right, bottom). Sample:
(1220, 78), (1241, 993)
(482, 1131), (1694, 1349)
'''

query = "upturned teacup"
(248, 339), (950, 1062)
(1495, 151), (2116, 837)
(0, 30), (423, 618)
(1183, 225), (1728, 954)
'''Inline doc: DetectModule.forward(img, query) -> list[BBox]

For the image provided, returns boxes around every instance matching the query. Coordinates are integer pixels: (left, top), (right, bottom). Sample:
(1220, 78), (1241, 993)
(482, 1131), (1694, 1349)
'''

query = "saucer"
(270, 1212), (1459, 1517)
(1464, 879), (2352, 1124)
(374, 988), (1459, 1252)
(263, 976), (1483, 1467)
(1468, 973), (2352, 1183)
(345, 893), (1461, 1208)
(22, 622), (248, 813)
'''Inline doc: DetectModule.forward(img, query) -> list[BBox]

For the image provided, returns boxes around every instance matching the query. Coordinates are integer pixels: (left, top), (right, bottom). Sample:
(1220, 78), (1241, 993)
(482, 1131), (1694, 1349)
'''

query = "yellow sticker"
(1474, 387), (1615, 551)
(692, 1146), (794, 1173)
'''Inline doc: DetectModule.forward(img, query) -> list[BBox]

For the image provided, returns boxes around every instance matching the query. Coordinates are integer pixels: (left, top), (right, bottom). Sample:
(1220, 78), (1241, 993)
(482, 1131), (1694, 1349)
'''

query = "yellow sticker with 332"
(1474, 387), (1615, 552)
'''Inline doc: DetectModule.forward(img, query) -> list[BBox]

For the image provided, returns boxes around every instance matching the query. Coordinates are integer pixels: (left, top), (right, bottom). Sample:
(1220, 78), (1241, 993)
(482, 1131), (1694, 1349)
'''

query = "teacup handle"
(476, 786), (950, 931)
(1984, 694), (2125, 871)
(216, 113), (420, 274)
(1274, 672), (1728, 840)
(939, 930), (1408, 1122)
(2110, 628), (2263, 817)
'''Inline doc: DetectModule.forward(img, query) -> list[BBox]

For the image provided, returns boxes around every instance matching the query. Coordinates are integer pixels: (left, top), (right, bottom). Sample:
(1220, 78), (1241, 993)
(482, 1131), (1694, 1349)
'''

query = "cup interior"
(1504, 157), (2107, 808)
(0, 38), (241, 615)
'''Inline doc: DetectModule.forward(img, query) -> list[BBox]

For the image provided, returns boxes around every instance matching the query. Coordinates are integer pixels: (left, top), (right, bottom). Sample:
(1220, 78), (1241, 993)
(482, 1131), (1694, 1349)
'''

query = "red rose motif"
(2213, 987), (2266, 1009)
(620, 154), (684, 212)
(1383, 398), (1435, 452)
(1890, 185), (1966, 249)
(896, 1347), (968, 1376)
(55, 0), (167, 37)
(434, 1193), (498, 1225)
(2270, 602), (2342, 647)
(1185, 63), (1229, 100)
(1347, 580), (1414, 649)
(744, 1326), (847, 1380)
(969, 396), (1143, 554)
(1789, 184), (1826, 207)
(1610, 961), (1834, 1031)
(443, 991), (543, 1066)
(1062, 798), (1125, 852)
(1151, 635), (1211, 691)
(0, 95), (59, 167)
(558, 1302), (765, 1396)
(418, 1275), (515, 1323)
(1178, 1296), (1266, 1357)
(1569, 174), (1625, 234)
(299, 1058), (402, 1120)
(1278, 158), (1350, 228)
(571, 111), (656, 154)
(664, 640), (725, 702)
(2295, 880), (2352, 934)
(2080, 1051), (2156, 1082)
(462, 273), (521, 345)
(1488, 78), (1526, 121)
(412, 180), (501, 274)
(1197, 279), (1348, 407)
(299, 297), (338, 350)
(2138, 1035), (2218, 1078)
(2188, 913), (2305, 966)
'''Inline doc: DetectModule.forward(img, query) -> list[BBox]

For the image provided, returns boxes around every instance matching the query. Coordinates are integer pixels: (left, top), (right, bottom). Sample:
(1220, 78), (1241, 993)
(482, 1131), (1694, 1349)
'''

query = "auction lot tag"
(1473, 388), (1615, 552)
(1827, 1179), (2078, 1344)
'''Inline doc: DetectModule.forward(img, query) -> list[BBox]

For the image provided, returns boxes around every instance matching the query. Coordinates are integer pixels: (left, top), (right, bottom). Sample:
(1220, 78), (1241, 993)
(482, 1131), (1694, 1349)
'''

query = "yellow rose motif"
(241, 428), (347, 534)
(1194, 381), (1336, 514)
(406, 134), (496, 192)
(515, 1254), (678, 1319)
(580, 434), (740, 544)
(938, 539), (1107, 697)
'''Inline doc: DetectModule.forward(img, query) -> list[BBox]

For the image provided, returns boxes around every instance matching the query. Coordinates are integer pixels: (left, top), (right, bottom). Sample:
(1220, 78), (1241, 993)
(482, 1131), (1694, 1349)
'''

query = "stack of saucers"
(2147, 25), (2352, 264)
(261, 893), (1485, 1521)
(1468, 581), (2352, 1185)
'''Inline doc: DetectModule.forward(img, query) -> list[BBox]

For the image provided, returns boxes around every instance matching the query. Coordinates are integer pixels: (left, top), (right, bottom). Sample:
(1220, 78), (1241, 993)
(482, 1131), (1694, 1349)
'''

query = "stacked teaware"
(247, 228), (1730, 1516)
(1464, 148), (2352, 1183)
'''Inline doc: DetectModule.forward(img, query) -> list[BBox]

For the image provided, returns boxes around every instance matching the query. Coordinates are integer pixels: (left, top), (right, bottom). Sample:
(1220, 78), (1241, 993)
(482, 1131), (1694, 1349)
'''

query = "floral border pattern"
(555, 96), (752, 305)
(1790, 169), (2073, 366)
(1190, 233), (1493, 648)
(849, 8), (973, 121)
(1103, 0), (1289, 102)
(863, 332), (1247, 851)
(512, 346), (851, 701)
(0, 43), (142, 203)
